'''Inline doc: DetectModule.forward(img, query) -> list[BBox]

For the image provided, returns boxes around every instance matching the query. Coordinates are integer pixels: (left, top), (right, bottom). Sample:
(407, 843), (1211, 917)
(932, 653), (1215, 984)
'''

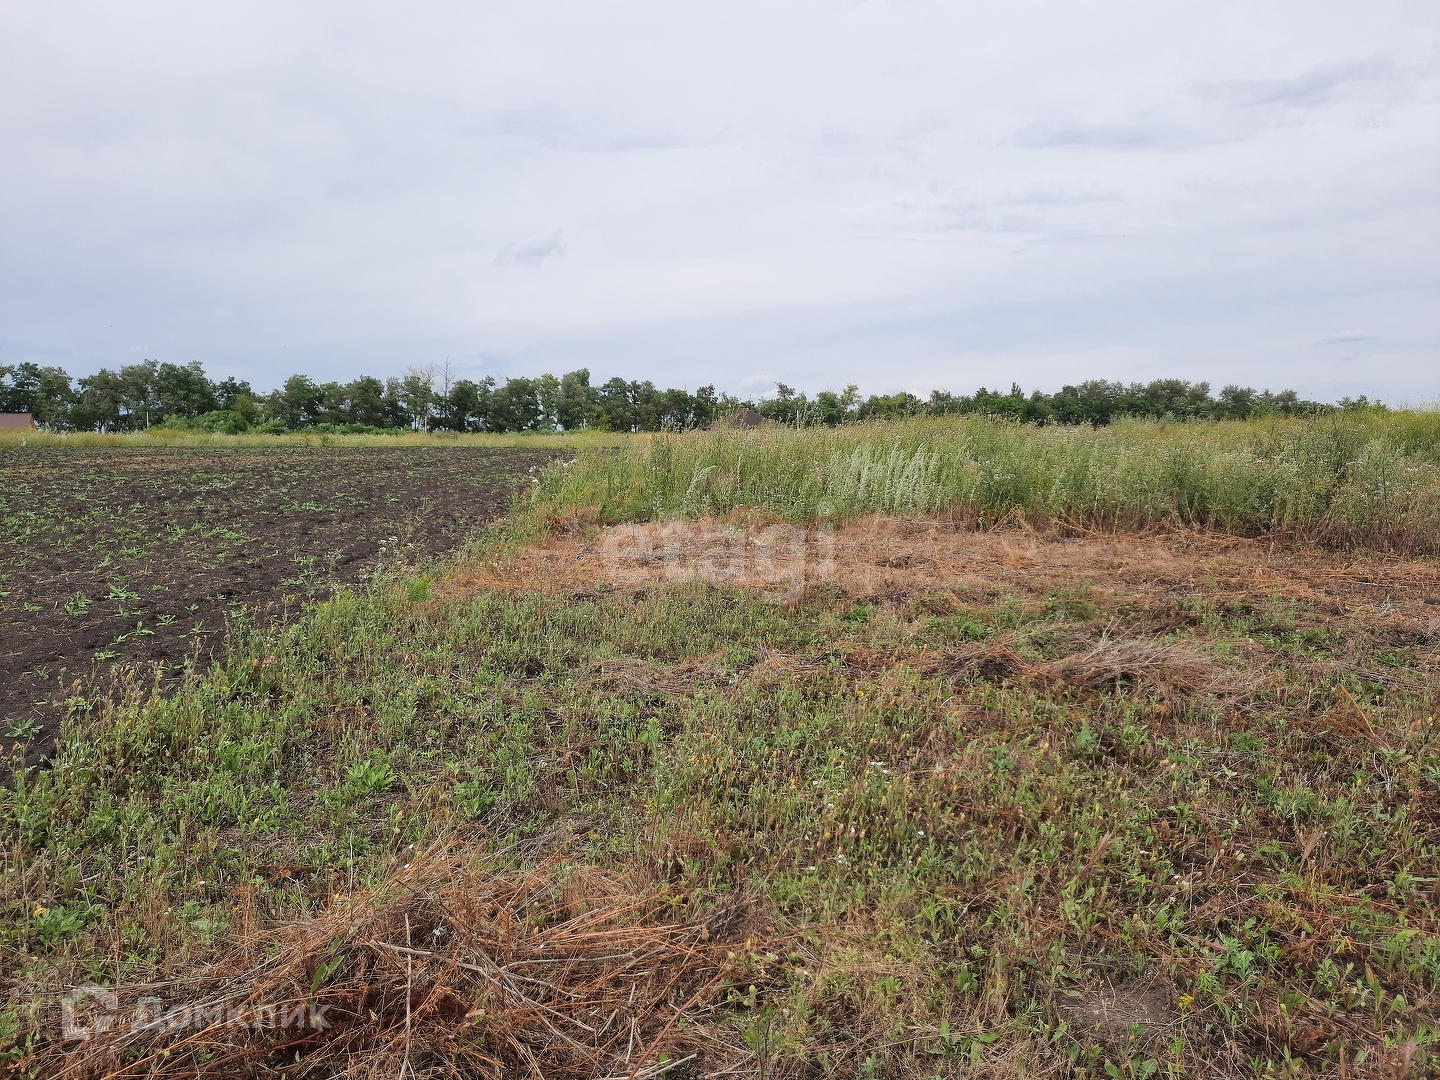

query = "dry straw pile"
(30, 844), (750, 1079)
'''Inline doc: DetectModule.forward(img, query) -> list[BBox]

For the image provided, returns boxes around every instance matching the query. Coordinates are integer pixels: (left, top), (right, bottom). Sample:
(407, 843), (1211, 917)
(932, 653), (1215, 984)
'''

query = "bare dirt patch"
(1057, 979), (1180, 1057)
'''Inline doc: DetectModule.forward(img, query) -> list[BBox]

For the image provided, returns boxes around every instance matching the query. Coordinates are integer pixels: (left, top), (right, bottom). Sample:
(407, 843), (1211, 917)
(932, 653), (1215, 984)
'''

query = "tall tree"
(153, 361), (217, 420)
(557, 369), (596, 430)
(0, 362), (75, 427)
(74, 369), (127, 432)
(439, 377), (493, 431)
(398, 368), (437, 430)
(345, 376), (392, 427)
(212, 376), (258, 422)
(271, 374), (324, 429)
(117, 360), (160, 429)
(487, 377), (542, 432)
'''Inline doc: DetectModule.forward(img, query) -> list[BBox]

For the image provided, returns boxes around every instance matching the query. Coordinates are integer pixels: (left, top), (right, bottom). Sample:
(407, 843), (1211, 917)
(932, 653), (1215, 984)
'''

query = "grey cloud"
(480, 106), (579, 150)
(494, 233), (567, 269)
(0, 2), (1433, 403)
(1010, 113), (1219, 151)
(475, 107), (695, 155)
(1202, 58), (1395, 111)
(1314, 330), (1373, 345)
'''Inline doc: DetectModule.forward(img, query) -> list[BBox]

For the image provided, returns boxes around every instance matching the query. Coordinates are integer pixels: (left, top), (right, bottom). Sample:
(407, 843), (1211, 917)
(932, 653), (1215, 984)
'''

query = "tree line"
(0, 358), (1349, 434)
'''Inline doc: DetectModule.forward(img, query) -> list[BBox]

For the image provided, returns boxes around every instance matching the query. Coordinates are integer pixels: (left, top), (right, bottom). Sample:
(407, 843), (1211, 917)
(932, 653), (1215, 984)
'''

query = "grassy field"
(3, 415), (1440, 1078)
(535, 411), (1440, 554)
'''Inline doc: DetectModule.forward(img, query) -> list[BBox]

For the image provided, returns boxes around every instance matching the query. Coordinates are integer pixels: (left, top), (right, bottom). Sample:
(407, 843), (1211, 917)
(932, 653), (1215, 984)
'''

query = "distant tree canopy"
(0, 359), (1353, 434)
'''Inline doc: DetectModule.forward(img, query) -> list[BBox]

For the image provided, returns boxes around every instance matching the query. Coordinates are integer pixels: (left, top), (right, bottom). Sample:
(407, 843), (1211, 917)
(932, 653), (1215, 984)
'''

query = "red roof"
(0, 413), (35, 430)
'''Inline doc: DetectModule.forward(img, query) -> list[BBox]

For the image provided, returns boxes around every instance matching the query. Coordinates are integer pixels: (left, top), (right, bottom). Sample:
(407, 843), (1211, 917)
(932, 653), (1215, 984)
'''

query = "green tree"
(817, 385), (861, 425)
(693, 384), (719, 427)
(629, 380), (664, 430)
(212, 377), (259, 423)
(153, 361), (217, 421)
(344, 376), (393, 428)
(859, 390), (924, 421)
(1218, 384), (1257, 419)
(487, 377), (542, 432)
(592, 377), (634, 431)
(117, 360), (161, 429)
(534, 373), (562, 431)
(398, 369), (437, 430)
(1138, 378), (1213, 418)
(557, 369), (597, 430)
(0, 362), (75, 427)
(316, 381), (349, 425)
(73, 369), (127, 432)
(440, 377), (494, 431)
(271, 374), (325, 429)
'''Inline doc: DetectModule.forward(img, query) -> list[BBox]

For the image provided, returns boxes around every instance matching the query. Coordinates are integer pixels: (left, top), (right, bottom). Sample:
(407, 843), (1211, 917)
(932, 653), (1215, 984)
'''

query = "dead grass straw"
(946, 632), (1238, 700)
(29, 844), (748, 1079)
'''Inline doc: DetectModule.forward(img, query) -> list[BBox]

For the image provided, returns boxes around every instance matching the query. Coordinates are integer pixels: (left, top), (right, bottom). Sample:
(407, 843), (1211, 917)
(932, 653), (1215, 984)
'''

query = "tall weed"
(533, 412), (1440, 551)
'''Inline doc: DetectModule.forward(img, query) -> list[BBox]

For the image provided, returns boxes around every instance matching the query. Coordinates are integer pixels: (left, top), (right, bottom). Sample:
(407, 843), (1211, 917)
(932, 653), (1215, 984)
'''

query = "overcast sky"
(2, 2), (1436, 402)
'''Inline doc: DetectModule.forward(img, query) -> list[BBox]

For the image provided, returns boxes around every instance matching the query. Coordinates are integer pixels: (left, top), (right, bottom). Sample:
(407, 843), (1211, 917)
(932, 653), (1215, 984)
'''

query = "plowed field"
(0, 444), (551, 765)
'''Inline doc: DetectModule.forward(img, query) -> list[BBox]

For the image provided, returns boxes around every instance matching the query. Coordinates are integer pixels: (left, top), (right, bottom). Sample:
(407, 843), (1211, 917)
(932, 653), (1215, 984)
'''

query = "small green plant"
(929, 1018), (963, 1056)
(952, 964), (981, 994)
(33, 904), (93, 950)
(311, 953), (346, 991)
(0, 1008), (20, 1055)
(178, 900), (230, 944)
(4, 717), (40, 740)
(926, 614), (994, 643)
(341, 757), (396, 802)
(454, 773), (496, 819)
(1104, 1056), (1159, 1079)
(407, 576), (433, 603)
(737, 1003), (777, 1061)
(1046, 590), (1098, 620)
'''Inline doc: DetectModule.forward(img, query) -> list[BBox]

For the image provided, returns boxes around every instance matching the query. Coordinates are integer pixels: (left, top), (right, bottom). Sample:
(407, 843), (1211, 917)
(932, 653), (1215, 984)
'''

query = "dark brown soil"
(0, 443), (552, 767)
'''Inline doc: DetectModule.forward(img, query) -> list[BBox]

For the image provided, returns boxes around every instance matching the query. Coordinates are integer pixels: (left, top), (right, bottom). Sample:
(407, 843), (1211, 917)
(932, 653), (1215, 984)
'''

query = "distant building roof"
(714, 408), (764, 429)
(0, 413), (35, 430)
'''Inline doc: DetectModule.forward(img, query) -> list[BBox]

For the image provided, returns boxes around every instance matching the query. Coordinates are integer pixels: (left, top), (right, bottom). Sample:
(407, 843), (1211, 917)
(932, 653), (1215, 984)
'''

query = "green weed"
(3, 718), (39, 740)
(532, 413), (1440, 552)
